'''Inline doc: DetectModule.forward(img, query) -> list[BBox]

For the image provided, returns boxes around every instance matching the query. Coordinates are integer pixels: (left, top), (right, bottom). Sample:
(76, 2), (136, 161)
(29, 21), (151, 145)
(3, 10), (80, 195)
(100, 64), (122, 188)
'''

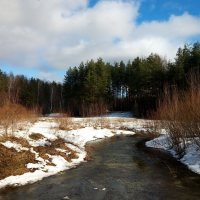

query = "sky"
(0, 0), (200, 82)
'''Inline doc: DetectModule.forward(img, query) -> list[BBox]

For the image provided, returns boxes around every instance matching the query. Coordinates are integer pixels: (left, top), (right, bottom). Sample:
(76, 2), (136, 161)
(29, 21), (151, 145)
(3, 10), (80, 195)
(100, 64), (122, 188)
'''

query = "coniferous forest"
(0, 42), (200, 117)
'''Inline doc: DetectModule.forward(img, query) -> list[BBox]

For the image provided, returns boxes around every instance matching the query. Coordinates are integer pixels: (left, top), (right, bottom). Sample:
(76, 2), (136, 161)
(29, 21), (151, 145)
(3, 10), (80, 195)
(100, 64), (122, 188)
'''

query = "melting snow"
(146, 135), (200, 174)
(0, 115), (140, 189)
(1, 113), (199, 190)
(1, 141), (29, 152)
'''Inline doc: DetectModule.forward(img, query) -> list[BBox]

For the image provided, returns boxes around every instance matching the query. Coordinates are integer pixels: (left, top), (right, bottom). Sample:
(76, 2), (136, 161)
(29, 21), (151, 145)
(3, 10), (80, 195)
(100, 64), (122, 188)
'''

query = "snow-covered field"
(0, 113), (199, 190)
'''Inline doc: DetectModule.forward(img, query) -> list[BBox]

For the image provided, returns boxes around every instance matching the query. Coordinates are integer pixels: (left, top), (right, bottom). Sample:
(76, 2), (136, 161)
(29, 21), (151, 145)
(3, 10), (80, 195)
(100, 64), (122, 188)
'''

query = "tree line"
(0, 42), (199, 116)
(63, 42), (200, 117)
(0, 72), (63, 114)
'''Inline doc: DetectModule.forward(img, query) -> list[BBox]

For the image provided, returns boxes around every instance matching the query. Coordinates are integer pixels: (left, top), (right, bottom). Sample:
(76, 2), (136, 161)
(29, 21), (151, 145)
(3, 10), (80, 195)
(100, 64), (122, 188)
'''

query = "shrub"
(92, 118), (111, 129)
(56, 114), (73, 131)
(154, 79), (200, 157)
(0, 103), (37, 135)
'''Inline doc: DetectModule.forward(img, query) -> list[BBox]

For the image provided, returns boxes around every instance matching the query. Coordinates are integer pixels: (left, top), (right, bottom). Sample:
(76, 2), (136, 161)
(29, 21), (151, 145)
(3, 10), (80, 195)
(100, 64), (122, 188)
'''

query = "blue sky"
(89, 0), (200, 22)
(138, 0), (200, 22)
(0, 0), (200, 82)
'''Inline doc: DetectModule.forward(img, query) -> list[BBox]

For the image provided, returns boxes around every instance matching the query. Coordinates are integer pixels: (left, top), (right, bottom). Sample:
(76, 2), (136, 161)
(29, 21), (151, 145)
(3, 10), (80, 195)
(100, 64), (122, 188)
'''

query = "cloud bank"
(0, 0), (200, 80)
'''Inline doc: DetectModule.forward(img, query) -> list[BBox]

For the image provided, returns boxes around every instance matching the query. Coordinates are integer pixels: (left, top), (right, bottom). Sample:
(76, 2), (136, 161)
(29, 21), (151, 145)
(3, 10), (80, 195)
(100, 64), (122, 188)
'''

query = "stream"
(0, 135), (200, 200)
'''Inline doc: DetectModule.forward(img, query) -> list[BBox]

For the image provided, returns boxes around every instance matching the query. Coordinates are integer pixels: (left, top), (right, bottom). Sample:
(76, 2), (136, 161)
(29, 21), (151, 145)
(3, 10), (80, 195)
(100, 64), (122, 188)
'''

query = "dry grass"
(0, 135), (35, 180)
(0, 102), (38, 135)
(0, 135), (30, 148)
(56, 116), (85, 131)
(57, 117), (73, 131)
(0, 135), (78, 180)
(0, 144), (36, 180)
(97, 118), (111, 129)
(29, 133), (44, 140)
(82, 118), (93, 127)
(33, 138), (78, 163)
(154, 78), (200, 157)
(83, 118), (111, 129)
(84, 145), (94, 161)
(145, 120), (161, 137)
(55, 113), (84, 131)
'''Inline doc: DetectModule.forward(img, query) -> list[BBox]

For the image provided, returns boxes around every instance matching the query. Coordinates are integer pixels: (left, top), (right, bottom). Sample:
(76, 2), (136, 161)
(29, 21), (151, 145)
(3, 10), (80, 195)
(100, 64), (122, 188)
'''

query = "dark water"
(1, 135), (200, 200)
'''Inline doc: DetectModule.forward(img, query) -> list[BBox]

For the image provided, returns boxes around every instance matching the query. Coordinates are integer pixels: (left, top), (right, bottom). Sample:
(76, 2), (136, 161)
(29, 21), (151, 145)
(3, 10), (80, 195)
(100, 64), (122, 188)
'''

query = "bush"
(0, 103), (37, 135)
(154, 79), (200, 158)
(55, 113), (74, 131)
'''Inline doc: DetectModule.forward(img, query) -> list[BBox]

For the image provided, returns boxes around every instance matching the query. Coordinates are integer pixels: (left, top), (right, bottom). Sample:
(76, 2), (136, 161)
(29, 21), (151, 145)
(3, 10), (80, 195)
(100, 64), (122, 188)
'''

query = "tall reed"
(154, 76), (200, 157)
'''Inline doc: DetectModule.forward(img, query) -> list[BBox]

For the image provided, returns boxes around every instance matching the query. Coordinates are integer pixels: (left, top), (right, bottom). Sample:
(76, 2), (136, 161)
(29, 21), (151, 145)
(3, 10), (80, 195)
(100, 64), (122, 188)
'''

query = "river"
(0, 135), (200, 200)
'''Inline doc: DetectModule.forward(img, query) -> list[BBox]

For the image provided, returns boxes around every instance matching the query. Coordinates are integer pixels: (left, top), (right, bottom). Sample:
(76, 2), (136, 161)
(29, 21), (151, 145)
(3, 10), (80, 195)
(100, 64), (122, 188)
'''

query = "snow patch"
(0, 116), (151, 190)
(146, 135), (200, 174)
(1, 141), (29, 152)
(102, 112), (133, 118)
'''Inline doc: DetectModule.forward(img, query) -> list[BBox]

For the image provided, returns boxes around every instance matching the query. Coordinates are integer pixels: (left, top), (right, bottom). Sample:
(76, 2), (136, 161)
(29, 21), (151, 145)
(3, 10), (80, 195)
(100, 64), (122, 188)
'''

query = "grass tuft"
(0, 144), (36, 180)
(29, 133), (44, 140)
(33, 138), (78, 163)
(0, 135), (30, 148)
(0, 102), (38, 135)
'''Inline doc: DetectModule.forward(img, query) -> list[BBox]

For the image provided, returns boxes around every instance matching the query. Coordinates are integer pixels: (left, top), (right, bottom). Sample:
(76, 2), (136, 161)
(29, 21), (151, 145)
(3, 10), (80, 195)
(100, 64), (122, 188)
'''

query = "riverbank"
(146, 134), (200, 174)
(0, 114), (199, 191)
(1, 135), (200, 200)
(0, 115), (146, 190)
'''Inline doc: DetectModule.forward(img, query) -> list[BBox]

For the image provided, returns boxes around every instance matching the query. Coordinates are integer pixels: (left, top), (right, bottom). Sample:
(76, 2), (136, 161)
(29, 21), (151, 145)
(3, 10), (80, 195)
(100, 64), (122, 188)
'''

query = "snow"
(146, 134), (200, 174)
(0, 170), (49, 189)
(63, 196), (70, 200)
(102, 111), (133, 118)
(146, 135), (171, 150)
(29, 138), (51, 147)
(0, 114), (142, 190)
(1, 113), (199, 190)
(56, 127), (114, 148)
(45, 113), (63, 117)
(26, 163), (44, 169)
(28, 120), (58, 141)
(1, 141), (29, 152)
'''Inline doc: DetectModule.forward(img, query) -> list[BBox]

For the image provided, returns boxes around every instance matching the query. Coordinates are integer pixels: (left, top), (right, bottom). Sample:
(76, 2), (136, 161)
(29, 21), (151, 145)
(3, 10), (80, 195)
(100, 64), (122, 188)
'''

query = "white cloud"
(0, 0), (200, 80)
(137, 12), (200, 39)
